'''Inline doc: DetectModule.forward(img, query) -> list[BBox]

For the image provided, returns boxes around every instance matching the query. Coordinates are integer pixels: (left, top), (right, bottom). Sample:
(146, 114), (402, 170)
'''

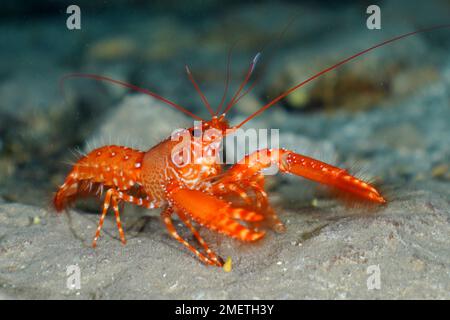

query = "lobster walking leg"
(92, 187), (156, 247)
(161, 207), (219, 266)
(212, 173), (284, 232)
(210, 183), (265, 222)
(211, 183), (253, 207)
(92, 188), (129, 247)
(248, 180), (286, 232)
(176, 210), (224, 266)
(93, 188), (114, 247)
(111, 195), (126, 245)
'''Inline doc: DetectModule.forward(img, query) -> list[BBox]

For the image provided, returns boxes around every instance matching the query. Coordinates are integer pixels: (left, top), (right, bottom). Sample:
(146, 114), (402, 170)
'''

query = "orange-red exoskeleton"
(54, 26), (449, 266)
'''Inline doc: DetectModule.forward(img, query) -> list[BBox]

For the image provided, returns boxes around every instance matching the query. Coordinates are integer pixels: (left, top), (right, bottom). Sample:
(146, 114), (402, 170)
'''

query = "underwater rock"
(264, 24), (435, 113)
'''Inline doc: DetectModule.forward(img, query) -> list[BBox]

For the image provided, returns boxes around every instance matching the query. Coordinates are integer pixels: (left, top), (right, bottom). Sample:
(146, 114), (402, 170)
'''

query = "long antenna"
(236, 24), (450, 128)
(60, 73), (204, 121)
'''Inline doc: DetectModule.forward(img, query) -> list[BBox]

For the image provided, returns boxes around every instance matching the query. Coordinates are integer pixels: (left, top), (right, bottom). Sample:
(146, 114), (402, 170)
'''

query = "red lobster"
(54, 26), (448, 266)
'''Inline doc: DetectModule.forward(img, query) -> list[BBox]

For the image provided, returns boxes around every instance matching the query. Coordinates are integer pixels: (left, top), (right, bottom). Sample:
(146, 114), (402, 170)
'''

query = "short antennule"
(236, 24), (450, 128)
(59, 73), (204, 121)
(185, 65), (215, 117)
(216, 44), (235, 116)
(222, 52), (261, 115)
(250, 52), (261, 74)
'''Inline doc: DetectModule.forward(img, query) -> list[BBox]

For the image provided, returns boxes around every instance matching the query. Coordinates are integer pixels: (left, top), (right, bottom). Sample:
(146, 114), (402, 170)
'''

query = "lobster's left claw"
(227, 149), (386, 205)
(276, 150), (386, 204)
